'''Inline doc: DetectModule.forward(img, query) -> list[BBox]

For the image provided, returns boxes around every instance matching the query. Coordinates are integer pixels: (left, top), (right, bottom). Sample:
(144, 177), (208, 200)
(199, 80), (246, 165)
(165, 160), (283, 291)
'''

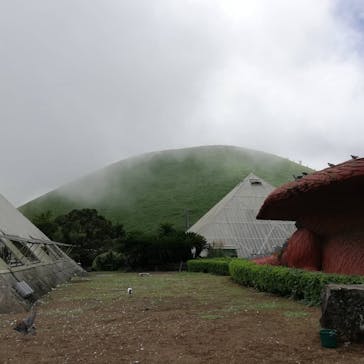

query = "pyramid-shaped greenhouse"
(188, 173), (296, 257)
(0, 193), (84, 313)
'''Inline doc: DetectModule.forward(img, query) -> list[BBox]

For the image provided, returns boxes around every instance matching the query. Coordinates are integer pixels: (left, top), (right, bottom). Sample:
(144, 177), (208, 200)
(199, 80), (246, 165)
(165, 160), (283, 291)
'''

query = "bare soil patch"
(0, 272), (363, 363)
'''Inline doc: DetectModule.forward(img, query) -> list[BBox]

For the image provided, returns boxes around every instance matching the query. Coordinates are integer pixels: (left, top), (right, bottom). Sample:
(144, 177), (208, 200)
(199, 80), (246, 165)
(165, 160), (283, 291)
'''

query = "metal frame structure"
(0, 192), (83, 312)
(188, 173), (296, 258)
(0, 231), (74, 268)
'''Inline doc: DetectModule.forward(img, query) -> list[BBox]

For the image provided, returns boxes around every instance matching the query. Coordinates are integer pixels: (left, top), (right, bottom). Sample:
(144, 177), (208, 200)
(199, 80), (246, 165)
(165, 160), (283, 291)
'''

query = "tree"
(184, 231), (207, 257)
(92, 251), (125, 271)
(117, 224), (208, 270)
(158, 223), (177, 238)
(54, 209), (125, 267)
(32, 211), (58, 238)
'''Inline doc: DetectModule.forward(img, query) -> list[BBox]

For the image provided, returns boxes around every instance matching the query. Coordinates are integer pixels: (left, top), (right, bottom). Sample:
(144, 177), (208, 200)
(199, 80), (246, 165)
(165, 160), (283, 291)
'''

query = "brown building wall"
(281, 216), (364, 275)
(281, 228), (321, 271)
(322, 233), (364, 275)
(299, 212), (364, 237)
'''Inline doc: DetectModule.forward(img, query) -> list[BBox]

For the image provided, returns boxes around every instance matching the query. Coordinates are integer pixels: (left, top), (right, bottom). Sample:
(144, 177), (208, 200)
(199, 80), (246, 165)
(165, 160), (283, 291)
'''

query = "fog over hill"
(1, 1), (364, 206)
(20, 146), (312, 233)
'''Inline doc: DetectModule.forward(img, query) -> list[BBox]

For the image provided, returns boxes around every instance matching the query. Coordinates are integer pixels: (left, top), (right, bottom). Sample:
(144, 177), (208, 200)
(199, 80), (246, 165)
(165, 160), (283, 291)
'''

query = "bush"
(229, 259), (364, 305)
(117, 227), (208, 270)
(187, 258), (232, 276)
(92, 251), (125, 271)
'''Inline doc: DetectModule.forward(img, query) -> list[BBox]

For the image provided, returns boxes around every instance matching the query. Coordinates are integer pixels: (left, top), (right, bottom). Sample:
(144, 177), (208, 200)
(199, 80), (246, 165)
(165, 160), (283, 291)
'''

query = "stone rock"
(320, 284), (364, 342)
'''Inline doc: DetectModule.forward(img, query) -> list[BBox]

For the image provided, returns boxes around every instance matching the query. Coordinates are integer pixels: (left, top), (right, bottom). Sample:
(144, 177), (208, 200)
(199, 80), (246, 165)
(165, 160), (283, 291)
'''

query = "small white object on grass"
(138, 272), (150, 277)
(127, 287), (133, 295)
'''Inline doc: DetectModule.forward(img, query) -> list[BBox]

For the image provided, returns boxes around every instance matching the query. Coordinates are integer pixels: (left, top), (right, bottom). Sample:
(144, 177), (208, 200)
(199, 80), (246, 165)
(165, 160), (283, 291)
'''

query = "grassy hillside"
(20, 146), (312, 233)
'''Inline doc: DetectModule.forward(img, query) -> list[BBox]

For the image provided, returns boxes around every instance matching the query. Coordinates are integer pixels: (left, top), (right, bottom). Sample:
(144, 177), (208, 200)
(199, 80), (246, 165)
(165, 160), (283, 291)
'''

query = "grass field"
(19, 145), (312, 233)
(1, 272), (362, 363)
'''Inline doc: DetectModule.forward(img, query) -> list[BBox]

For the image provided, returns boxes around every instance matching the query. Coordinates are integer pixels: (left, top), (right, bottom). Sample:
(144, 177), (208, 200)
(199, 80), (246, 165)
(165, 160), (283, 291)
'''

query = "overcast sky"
(1, 0), (364, 205)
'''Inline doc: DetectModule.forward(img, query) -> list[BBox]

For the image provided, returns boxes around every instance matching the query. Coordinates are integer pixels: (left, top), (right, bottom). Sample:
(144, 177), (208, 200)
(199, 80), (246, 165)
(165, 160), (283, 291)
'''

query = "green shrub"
(187, 258), (232, 276)
(188, 258), (364, 305)
(92, 251), (125, 271)
(229, 259), (364, 305)
(117, 227), (207, 270)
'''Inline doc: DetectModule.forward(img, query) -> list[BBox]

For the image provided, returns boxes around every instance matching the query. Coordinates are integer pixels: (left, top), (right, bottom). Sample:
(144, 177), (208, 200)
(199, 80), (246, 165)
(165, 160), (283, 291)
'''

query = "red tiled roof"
(257, 158), (364, 220)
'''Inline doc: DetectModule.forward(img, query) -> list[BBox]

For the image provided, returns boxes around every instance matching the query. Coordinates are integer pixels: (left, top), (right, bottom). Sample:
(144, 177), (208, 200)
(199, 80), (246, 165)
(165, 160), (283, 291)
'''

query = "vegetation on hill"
(35, 208), (207, 269)
(34, 208), (125, 267)
(20, 145), (312, 234)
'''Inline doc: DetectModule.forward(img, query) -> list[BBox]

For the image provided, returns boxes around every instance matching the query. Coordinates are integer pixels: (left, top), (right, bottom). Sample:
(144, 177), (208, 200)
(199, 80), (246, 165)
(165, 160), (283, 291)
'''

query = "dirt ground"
(0, 272), (363, 364)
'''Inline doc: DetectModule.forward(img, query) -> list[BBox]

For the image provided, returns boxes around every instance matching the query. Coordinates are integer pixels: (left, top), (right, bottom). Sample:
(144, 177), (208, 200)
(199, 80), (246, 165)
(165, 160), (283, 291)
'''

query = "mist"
(1, 0), (364, 205)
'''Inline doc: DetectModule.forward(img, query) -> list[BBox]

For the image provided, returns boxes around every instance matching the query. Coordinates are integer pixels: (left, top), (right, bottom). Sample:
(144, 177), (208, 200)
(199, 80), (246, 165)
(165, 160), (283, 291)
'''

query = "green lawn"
(2, 272), (363, 363)
(44, 272), (313, 321)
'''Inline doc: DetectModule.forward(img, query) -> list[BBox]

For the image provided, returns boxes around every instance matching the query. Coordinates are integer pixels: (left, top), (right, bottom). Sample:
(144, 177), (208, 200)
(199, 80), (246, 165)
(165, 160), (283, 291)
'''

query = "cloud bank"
(0, 0), (363, 204)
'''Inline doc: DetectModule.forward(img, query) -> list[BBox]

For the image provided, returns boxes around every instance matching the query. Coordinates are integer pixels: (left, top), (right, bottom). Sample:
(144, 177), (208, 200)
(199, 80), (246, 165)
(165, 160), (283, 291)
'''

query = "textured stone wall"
(0, 259), (84, 313)
(321, 284), (364, 342)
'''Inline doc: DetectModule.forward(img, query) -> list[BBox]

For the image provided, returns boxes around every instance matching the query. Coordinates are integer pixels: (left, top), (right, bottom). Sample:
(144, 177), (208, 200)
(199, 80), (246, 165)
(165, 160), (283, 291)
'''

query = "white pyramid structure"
(188, 173), (296, 257)
(0, 193), (83, 313)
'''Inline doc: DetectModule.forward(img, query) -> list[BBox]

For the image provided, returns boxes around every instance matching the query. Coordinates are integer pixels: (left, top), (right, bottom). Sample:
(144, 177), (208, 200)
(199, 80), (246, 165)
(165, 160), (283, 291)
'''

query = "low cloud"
(0, 0), (363, 204)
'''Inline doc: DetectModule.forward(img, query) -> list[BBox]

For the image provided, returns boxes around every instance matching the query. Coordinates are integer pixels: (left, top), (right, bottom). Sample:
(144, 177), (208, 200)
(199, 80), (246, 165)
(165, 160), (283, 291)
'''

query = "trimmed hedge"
(188, 258), (364, 305)
(229, 259), (364, 305)
(187, 258), (232, 276)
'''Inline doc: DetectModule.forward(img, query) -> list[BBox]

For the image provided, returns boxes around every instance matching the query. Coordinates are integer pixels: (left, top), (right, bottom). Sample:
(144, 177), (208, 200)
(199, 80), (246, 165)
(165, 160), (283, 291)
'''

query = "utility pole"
(184, 209), (190, 231)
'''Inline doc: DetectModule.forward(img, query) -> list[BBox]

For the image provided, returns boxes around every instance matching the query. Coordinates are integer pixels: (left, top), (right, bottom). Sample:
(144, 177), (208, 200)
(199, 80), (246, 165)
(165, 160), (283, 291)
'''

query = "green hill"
(20, 145), (312, 233)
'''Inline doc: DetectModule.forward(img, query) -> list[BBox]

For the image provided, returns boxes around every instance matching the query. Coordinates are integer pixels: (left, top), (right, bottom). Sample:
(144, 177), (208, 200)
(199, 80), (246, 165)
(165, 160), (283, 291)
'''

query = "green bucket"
(320, 329), (337, 348)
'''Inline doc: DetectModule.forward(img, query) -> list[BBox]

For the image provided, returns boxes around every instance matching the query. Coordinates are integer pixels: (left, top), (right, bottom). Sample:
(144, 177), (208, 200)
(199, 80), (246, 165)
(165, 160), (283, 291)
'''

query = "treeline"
(33, 209), (207, 270)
